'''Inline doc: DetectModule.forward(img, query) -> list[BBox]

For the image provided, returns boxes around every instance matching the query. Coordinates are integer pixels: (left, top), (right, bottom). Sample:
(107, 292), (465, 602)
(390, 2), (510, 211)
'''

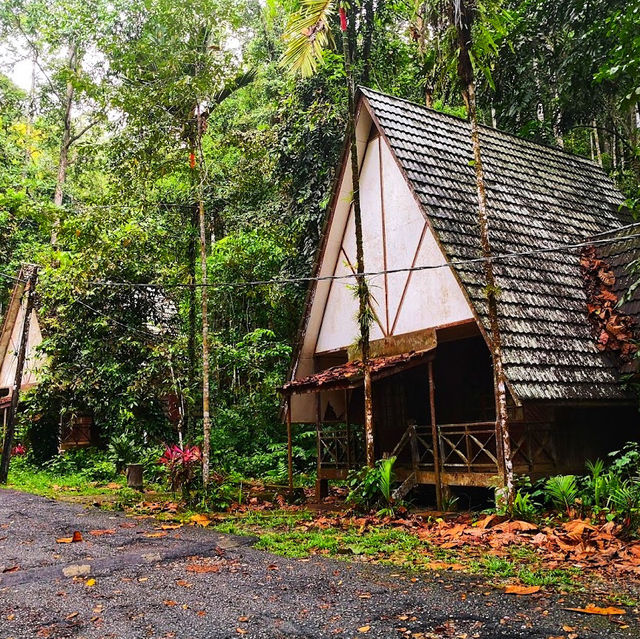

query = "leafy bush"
(159, 444), (202, 496)
(81, 460), (118, 482)
(544, 475), (579, 516)
(43, 448), (117, 482)
(194, 473), (244, 511)
(107, 432), (143, 473)
(347, 457), (400, 516)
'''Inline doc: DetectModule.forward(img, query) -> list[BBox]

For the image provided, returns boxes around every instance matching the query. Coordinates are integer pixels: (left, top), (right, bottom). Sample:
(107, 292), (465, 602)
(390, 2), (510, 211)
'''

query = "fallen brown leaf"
(163, 600), (177, 607)
(89, 529), (115, 536)
(187, 563), (220, 573)
(2, 565), (19, 573)
(357, 626), (371, 633)
(504, 585), (541, 595)
(143, 531), (167, 538)
(190, 514), (211, 527)
(564, 604), (625, 615)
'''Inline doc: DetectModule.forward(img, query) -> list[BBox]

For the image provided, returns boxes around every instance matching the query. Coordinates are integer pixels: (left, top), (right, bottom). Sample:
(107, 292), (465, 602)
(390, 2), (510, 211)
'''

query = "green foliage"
(107, 431), (142, 472)
(347, 457), (400, 515)
(511, 490), (540, 522)
(42, 447), (117, 482)
(543, 475), (579, 515)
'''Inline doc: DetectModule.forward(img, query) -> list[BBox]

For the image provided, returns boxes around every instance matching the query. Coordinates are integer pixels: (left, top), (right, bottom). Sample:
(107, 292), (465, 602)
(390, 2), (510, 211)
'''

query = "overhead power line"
(86, 231), (640, 291)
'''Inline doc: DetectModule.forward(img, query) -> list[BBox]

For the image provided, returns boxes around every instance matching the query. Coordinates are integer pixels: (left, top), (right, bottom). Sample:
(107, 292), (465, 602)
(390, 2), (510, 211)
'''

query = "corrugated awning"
(281, 348), (435, 395)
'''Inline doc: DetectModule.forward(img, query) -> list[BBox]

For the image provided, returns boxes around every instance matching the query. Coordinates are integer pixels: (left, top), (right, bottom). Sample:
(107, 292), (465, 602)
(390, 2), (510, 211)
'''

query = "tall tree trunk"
(341, 8), (375, 466)
(195, 106), (212, 485)
(592, 119), (603, 167)
(198, 197), (211, 484)
(51, 44), (77, 247)
(360, 0), (375, 86)
(455, 0), (513, 507)
(186, 200), (197, 440)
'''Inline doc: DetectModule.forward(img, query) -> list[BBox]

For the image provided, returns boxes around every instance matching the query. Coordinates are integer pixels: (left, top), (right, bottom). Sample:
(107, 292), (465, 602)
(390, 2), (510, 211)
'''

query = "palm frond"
(281, 0), (336, 77)
(212, 68), (257, 106)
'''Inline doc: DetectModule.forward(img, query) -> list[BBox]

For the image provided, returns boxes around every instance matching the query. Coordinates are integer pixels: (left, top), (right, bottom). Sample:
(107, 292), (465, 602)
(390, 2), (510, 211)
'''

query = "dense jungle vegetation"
(0, 0), (638, 480)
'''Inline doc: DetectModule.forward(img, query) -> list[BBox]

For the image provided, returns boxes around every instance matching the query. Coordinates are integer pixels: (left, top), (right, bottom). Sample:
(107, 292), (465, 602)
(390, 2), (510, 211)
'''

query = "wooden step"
(392, 472), (417, 501)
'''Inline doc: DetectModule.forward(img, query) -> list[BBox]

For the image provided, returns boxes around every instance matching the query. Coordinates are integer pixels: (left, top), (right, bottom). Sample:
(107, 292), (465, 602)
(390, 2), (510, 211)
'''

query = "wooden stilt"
(314, 392), (328, 500)
(428, 359), (443, 510)
(344, 389), (352, 468)
(286, 396), (293, 494)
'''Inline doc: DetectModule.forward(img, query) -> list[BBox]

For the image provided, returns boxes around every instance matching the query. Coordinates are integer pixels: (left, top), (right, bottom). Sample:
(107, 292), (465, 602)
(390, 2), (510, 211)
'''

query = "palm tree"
(282, 2), (376, 466)
(424, 0), (514, 506)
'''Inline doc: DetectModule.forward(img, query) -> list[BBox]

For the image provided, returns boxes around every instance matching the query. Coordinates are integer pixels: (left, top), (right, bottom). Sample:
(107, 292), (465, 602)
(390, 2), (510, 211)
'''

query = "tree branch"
(67, 118), (101, 147)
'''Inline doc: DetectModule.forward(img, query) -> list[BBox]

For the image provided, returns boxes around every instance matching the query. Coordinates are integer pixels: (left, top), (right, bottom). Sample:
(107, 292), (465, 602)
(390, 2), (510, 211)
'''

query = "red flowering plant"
(159, 444), (202, 498)
(11, 443), (26, 457)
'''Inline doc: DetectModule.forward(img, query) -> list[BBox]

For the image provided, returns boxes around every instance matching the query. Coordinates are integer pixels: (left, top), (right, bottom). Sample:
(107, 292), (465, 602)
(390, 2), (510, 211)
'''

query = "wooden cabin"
(0, 269), (94, 450)
(281, 88), (639, 502)
(0, 268), (45, 435)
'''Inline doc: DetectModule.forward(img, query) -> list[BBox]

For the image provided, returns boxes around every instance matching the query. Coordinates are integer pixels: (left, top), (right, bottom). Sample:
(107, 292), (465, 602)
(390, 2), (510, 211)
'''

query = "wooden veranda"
(281, 347), (558, 508)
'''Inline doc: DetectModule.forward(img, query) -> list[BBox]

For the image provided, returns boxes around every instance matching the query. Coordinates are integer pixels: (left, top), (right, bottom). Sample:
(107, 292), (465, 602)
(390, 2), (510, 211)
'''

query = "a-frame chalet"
(0, 268), (45, 433)
(282, 88), (639, 500)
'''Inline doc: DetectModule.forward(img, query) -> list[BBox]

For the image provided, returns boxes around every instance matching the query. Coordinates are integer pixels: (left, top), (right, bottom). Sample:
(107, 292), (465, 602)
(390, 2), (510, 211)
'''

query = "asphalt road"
(1, 489), (637, 638)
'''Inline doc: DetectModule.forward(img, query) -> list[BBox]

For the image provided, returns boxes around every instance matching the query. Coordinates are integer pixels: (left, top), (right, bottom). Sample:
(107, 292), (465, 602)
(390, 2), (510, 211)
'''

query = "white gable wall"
(0, 304), (44, 392)
(290, 118), (474, 422)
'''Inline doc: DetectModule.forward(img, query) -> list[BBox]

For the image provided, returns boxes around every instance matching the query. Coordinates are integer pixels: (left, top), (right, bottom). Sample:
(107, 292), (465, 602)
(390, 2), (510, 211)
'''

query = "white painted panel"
(315, 136), (386, 353)
(0, 306), (44, 390)
(379, 139), (473, 334)
(393, 230), (474, 334)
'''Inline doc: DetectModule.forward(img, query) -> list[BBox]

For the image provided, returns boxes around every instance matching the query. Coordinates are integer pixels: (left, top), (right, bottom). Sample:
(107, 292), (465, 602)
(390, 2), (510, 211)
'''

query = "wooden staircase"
(392, 472), (417, 501)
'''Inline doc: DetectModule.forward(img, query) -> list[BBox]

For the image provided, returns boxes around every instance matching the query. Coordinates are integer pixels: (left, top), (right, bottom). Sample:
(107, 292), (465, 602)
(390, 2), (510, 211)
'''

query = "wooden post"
(0, 266), (37, 485)
(428, 359), (443, 511)
(315, 392), (328, 500)
(286, 396), (293, 494)
(344, 389), (352, 468)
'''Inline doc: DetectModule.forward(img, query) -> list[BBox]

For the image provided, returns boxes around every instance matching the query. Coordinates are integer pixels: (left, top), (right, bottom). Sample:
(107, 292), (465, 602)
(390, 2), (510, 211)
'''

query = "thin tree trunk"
(0, 266), (38, 485)
(592, 119), (603, 167)
(51, 44), (77, 247)
(454, 0), (513, 506)
(341, 9), (374, 466)
(187, 200), (197, 439)
(464, 81), (514, 508)
(360, 0), (375, 86)
(198, 195), (211, 484)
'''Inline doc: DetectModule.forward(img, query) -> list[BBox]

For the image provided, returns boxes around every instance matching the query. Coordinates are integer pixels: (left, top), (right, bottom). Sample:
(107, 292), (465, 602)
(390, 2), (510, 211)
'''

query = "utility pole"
(0, 265), (38, 484)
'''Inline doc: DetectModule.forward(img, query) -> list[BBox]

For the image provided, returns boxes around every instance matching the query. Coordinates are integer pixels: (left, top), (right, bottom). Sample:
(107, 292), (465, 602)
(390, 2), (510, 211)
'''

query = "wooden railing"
(437, 422), (499, 473)
(319, 421), (557, 476)
(318, 426), (365, 468)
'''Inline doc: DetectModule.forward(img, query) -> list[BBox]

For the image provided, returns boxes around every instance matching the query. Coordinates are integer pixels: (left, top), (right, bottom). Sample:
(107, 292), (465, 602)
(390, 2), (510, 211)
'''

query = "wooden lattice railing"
(437, 422), (499, 473)
(318, 426), (365, 468)
(319, 421), (557, 476)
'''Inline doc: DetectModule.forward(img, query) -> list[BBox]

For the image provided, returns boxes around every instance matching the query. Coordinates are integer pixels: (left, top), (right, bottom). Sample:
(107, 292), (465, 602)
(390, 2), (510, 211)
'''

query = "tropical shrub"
(158, 444), (202, 496)
(347, 456), (400, 516)
(544, 475), (579, 516)
(107, 432), (143, 473)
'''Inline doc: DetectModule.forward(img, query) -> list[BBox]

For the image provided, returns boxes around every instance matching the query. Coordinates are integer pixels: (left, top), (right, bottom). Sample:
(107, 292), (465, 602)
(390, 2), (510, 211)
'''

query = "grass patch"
(7, 464), (125, 499)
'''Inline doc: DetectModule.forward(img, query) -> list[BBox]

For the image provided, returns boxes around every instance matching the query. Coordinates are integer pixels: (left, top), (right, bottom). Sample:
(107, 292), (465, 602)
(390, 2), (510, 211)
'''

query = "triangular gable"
(289, 105), (475, 421)
(0, 270), (44, 394)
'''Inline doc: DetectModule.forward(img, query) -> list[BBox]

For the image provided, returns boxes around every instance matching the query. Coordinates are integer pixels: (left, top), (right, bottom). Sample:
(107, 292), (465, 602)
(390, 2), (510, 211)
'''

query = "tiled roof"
(361, 87), (637, 401)
(282, 349), (434, 394)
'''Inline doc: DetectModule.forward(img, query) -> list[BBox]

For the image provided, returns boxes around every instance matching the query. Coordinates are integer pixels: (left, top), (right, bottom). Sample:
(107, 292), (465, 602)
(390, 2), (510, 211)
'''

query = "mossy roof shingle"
(361, 87), (637, 401)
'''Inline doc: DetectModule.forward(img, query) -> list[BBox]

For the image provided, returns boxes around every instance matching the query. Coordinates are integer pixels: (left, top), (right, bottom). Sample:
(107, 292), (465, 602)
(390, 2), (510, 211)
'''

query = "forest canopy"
(0, 0), (638, 469)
